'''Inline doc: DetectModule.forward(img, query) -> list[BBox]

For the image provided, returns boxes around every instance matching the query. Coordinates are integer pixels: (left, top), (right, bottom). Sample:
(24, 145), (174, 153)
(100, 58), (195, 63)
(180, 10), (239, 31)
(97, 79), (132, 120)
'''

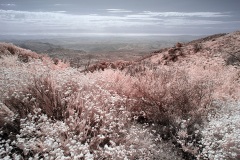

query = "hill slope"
(145, 31), (240, 66)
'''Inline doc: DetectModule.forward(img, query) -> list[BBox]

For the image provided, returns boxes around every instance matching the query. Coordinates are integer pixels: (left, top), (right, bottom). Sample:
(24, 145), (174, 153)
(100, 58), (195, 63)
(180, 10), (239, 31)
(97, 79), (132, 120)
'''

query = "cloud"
(126, 14), (161, 21)
(0, 10), (155, 27)
(142, 11), (230, 18)
(106, 9), (133, 13)
(53, 11), (67, 13)
(1, 4), (16, 7)
(54, 4), (70, 6)
(0, 9), (237, 35)
(0, 9), (156, 34)
(162, 18), (225, 26)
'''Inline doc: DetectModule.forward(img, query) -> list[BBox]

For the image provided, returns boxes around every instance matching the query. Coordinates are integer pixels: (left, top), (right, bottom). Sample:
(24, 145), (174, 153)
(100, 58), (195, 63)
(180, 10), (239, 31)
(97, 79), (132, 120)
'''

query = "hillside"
(6, 35), (198, 69)
(84, 31), (240, 73)
(0, 31), (240, 160)
(147, 31), (240, 66)
(11, 41), (88, 68)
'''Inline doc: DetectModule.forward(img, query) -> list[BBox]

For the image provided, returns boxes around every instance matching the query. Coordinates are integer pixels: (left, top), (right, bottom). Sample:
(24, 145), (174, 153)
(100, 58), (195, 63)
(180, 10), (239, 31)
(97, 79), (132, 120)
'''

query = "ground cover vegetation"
(0, 31), (240, 159)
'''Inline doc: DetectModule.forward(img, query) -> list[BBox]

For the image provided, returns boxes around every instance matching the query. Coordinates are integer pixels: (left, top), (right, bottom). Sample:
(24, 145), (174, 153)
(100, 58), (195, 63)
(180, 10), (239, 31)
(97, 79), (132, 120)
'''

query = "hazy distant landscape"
(1, 35), (202, 68)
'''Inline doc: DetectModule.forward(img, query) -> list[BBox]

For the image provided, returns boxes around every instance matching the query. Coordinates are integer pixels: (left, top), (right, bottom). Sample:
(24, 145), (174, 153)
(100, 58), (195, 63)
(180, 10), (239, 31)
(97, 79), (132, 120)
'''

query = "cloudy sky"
(0, 0), (239, 36)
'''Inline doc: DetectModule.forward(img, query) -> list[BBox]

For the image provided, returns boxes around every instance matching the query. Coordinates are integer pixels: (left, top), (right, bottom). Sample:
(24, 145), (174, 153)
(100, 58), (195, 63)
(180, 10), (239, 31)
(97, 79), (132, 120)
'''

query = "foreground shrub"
(1, 88), (181, 159)
(200, 101), (240, 159)
(133, 69), (215, 158)
(97, 67), (216, 158)
(134, 69), (213, 121)
(0, 56), (182, 159)
(101, 68), (214, 127)
(0, 110), (182, 159)
(3, 76), (69, 120)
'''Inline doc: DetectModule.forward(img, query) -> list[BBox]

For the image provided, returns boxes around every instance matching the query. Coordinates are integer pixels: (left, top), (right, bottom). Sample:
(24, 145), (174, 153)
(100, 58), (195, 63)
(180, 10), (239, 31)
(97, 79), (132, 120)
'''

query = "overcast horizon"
(0, 0), (240, 37)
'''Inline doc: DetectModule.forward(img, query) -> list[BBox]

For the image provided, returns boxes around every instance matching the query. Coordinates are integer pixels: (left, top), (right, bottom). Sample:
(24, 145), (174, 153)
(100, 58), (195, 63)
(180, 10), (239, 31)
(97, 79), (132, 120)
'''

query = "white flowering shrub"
(0, 110), (181, 159)
(96, 60), (240, 159)
(0, 54), (182, 159)
(200, 101), (240, 159)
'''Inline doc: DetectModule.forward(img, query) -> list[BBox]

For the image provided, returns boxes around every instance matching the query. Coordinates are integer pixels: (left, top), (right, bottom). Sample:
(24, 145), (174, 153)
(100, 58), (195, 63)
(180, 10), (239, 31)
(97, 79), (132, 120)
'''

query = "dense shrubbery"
(0, 55), (181, 159)
(0, 42), (240, 159)
(201, 101), (240, 159)
(95, 58), (240, 159)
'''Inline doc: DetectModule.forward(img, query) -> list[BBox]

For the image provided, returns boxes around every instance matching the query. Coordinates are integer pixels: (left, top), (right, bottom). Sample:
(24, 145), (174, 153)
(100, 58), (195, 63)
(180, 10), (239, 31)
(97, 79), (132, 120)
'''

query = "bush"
(1, 82), (180, 159)
(3, 76), (69, 120)
(0, 110), (181, 159)
(226, 52), (240, 66)
(132, 69), (215, 157)
(200, 101), (240, 159)
(193, 43), (202, 53)
(0, 56), (182, 159)
(97, 66), (216, 158)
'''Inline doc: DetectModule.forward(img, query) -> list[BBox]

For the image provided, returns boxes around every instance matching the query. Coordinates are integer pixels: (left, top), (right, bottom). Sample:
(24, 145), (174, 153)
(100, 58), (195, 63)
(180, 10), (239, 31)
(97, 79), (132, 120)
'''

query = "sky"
(0, 0), (240, 37)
